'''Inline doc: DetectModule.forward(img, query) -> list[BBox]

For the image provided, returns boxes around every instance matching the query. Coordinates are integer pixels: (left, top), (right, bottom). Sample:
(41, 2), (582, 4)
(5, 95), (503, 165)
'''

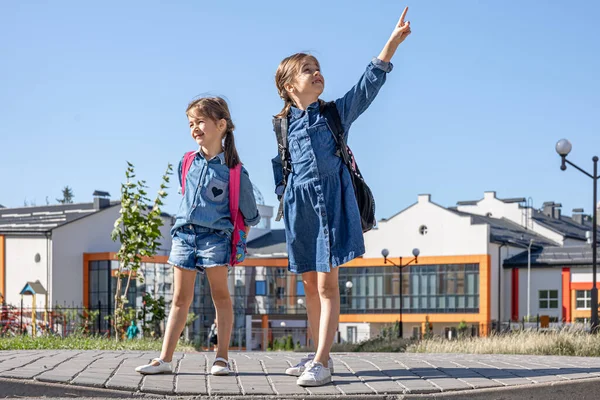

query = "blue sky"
(1, 1), (599, 223)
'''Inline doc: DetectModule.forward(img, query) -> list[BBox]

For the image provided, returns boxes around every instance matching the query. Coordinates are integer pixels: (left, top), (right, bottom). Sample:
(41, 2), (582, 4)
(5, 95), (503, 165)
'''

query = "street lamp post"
(556, 138), (598, 332)
(381, 248), (420, 338)
(297, 298), (308, 347)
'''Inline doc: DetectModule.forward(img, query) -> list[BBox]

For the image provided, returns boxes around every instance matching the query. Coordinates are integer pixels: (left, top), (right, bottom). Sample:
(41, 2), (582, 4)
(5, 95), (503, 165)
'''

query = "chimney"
(542, 202), (555, 217)
(573, 208), (584, 225)
(93, 190), (111, 210)
(553, 203), (562, 219)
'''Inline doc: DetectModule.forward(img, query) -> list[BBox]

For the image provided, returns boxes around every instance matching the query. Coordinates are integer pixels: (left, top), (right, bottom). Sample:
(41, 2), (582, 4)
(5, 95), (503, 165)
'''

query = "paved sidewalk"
(1, 350), (600, 398)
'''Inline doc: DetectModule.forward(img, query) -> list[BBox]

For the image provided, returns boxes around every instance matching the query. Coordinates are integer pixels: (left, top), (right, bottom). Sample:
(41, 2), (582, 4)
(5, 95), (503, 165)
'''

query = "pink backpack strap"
(229, 164), (246, 265)
(180, 151), (197, 195)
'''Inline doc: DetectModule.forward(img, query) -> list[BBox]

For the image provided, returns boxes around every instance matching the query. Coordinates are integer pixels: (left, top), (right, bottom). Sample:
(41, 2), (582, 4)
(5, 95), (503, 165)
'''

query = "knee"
(211, 287), (231, 304)
(173, 291), (193, 308)
(318, 281), (339, 299)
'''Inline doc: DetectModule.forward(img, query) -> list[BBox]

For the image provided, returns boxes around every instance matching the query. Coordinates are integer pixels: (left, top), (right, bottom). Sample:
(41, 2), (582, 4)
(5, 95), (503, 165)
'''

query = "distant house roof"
(246, 229), (287, 258)
(0, 201), (120, 236)
(456, 197), (526, 206)
(449, 209), (558, 248)
(503, 246), (594, 268)
(531, 209), (599, 241)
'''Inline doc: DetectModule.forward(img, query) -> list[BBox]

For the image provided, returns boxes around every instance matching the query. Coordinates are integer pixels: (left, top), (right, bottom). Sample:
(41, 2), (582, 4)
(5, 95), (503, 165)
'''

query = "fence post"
(537, 314), (540, 331)
(98, 301), (102, 335)
(20, 298), (23, 335)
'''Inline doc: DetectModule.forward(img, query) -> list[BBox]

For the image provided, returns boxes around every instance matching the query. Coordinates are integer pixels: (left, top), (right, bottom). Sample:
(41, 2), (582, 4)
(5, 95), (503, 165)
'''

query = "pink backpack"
(181, 151), (247, 266)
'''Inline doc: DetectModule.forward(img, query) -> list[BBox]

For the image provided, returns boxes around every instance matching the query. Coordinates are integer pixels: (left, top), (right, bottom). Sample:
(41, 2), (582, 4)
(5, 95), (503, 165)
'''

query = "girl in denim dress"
(272, 7), (412, 387)
(136, 97), (260, 377)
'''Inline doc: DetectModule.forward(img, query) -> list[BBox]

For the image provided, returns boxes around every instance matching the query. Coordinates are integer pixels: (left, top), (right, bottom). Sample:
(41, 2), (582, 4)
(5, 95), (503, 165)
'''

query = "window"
(576, 290), (592, 310)
(255, 280), (266, 296)
(419, 225), (428, 235)
(539, 290), (559, 309)
(347, 326), (358, 343)
(296, 281), (305, 296)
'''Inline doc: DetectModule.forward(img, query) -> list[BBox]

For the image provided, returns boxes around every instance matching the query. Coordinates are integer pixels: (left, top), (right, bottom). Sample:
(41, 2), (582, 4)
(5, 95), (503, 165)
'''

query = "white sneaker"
(135, 358), (173, 375)
(285, 353), (334, 377)
(296, 361), (331, 387)
(210, 357), (231, 376)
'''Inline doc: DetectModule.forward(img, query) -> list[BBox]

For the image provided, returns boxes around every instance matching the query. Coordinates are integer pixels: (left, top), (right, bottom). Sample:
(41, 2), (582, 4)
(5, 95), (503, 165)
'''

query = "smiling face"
(187, 108), (226, 149)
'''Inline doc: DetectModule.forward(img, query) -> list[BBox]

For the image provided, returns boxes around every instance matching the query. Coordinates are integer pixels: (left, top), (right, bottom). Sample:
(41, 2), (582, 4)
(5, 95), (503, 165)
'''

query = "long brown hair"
(274, 53), (320, 118)
(186, 97), (240, 168)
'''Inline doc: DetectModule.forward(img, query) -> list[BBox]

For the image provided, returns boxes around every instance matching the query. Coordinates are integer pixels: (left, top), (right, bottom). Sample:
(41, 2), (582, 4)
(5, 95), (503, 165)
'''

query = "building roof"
(246, 229), (287, 258)
(532, 209), (599, 241)
(20, 280), (48, 295)
(456, 196), (526, 206)
(449, 209), (558, 248)
(0, 201), (120, 236)
(503, 245), (595, 268)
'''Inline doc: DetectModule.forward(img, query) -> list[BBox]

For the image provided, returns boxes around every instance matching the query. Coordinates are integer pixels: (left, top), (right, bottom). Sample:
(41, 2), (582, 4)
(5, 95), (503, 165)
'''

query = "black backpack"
(272, 101), (376, 232)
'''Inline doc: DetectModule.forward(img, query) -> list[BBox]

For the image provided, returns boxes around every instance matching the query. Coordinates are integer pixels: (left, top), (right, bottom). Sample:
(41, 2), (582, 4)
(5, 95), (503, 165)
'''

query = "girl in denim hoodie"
(272, 7), (412, 387)
(136, 97), (260, 377)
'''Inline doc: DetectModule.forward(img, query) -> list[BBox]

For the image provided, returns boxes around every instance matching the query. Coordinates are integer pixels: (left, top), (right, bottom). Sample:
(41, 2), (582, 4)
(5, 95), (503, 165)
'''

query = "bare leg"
(206, 266), (232, 367)
(302, 271), (321, 350)
(313, 267), (340, 366)
(156, 266), (196, 364)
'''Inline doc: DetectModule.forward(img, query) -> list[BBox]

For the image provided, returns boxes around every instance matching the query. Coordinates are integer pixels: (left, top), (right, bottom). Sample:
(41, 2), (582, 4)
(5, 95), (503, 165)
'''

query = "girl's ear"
(284, 81), (294, 94)
(218, 118), (227, 134)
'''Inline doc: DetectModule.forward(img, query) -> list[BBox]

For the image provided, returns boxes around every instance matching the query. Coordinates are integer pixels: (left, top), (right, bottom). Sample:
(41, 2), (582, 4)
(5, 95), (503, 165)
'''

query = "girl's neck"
(201, 144), (224, 161)
(293, 95), (319, 111)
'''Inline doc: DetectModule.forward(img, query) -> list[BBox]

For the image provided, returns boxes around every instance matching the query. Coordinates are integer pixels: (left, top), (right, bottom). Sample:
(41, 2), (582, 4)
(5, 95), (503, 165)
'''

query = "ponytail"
(224, 129), (240, 169)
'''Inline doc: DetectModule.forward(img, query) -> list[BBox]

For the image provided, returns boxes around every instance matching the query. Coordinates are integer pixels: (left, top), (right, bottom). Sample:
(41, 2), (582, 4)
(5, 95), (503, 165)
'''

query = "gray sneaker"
(296, 361), (331, 387)
(285, 354), (334, 376)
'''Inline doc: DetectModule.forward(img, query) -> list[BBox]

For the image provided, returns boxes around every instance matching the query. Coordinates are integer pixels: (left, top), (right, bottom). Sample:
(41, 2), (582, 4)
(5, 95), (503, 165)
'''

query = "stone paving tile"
(36, 352), (103, 383)
(0, 350), (81, 379)
(375, 358), (440, 394)
(104, 353), (149, 391)
(175, 353), (208, 396)
(71, 352), (132, 387)
(0, 352), (49, 374)
(337, 356), (403, 394)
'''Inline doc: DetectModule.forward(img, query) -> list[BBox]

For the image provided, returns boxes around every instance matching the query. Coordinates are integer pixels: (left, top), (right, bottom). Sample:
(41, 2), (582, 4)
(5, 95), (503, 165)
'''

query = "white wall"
(51, 206), (122, 306)
(338, 322), (371, 343)
(364, 194), (489, 258)
(572, 268), (600, 283)
(51, 206), (174, 307)
(518, 268), (562, 320)
(4, 237), (50, 308)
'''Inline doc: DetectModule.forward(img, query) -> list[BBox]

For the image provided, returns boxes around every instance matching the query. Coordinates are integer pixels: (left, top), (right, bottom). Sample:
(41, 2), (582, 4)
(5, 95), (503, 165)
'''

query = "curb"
(2, 376), (600, 399)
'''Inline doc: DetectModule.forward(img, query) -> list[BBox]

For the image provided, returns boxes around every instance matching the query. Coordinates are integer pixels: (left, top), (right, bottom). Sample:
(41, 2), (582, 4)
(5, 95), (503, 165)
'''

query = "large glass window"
(339, 263), (480, 314)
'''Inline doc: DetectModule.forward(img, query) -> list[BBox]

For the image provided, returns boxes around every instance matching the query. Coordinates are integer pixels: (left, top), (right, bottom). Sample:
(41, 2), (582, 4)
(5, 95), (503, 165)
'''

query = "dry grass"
(407, 328), (600, 356)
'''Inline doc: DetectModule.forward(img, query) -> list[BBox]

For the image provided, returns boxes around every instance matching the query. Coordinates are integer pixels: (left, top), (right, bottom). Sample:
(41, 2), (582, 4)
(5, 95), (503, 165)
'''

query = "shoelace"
(306, 362), (323, 376)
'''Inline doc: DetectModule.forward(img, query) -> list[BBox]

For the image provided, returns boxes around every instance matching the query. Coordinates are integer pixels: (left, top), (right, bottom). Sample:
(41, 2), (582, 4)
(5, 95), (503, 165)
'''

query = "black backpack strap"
(321, 101), (347, 161)
(272, 116), (290, 221)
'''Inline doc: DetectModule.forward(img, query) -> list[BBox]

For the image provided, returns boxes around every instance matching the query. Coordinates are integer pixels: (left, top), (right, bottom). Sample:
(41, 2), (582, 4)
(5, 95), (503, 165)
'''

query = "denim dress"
(272, 58), (393, 273)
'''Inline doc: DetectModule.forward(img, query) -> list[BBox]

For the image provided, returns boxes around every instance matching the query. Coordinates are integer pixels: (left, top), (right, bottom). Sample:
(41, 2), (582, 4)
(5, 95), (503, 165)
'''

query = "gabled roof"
(449, 209), (558, 247)
(0, 201), (120, 236)
(503, 246), (595, 268)
(246, 229), (287, 258)
(20, 280), (48, 295)
(532, 209), (599, 241)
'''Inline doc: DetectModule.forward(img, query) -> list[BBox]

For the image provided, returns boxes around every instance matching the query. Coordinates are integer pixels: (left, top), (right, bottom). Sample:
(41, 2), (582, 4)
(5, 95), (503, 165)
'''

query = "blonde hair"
(274, 53), (320, 118)
(186, 97), (240, 168)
